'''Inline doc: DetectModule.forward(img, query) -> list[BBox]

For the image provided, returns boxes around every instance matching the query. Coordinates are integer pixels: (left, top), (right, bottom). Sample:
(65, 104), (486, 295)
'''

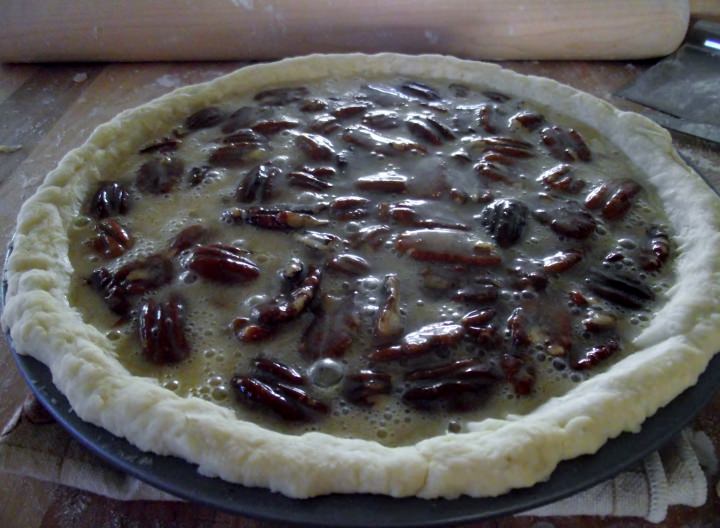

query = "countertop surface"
(0, 59), (719, 528)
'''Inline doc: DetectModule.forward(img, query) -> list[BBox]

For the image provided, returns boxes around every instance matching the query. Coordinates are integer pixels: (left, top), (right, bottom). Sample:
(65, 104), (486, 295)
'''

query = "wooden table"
(1, 60), (719, 528)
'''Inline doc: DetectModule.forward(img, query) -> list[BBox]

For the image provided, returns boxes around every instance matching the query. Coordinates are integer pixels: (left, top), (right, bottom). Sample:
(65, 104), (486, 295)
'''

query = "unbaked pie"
(3, 54), (720, 499)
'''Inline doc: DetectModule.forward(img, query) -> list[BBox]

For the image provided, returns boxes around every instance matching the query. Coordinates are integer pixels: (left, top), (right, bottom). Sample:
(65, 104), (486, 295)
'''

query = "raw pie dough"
(3, 54), (720, 499)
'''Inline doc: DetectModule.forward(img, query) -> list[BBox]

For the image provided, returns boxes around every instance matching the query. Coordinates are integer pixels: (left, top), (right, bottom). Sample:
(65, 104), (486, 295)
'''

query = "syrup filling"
(67, 78), (674, 446)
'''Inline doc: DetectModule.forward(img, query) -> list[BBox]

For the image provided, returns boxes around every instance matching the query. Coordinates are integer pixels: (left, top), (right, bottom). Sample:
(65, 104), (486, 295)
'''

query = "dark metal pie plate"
(3, 325), (719, 526)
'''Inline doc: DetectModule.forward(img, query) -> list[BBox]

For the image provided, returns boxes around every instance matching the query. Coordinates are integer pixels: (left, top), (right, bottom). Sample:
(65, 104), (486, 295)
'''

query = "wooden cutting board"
(0, 0), (695, 62)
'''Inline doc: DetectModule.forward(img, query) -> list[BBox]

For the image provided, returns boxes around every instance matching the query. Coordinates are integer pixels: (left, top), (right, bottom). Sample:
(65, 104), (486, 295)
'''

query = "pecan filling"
(68, 78), (674, 445)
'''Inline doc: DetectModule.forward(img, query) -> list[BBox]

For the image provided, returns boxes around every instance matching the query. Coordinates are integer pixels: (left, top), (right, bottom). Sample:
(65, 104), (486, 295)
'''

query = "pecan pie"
(3, 54), (720, 499)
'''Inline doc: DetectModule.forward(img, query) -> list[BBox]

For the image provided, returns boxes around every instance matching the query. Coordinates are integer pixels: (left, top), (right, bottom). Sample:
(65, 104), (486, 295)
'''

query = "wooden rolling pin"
(0, 0), (695, 62)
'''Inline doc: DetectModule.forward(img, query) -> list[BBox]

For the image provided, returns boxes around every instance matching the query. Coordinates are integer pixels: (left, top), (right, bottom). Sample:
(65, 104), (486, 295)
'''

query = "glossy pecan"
(139, 137), (181, 154)
(169, 225), (209, 255)
(370, 321), (465, 362)
(287, 171), (333, 191)
(328, 254), (370, 275)
(343, 370), (392, 407)
(477, 199), (528, 248)
(396, 229), (502, 267)
(573, 340), (620, 370)
(187, 244), (259, 283)
(136, 156), (184, 194)
(542, 250), (582, 273)
(586, 269), (654, 309)
(138, 295), (190, 364)
(231, 376), (328, 422)
(379, 200), (468, 230)
(400, 81), (441, 100)
(254, 86), (309, 106)
(300, 292), (360, 359)
(375, 274), (403, 342)
(91, 219), (134, 259)
(402, 379), (492, 411)
(639, 226), (670, 272)
(540, 126), (591, 162)
(236, 163), (279, 203)
(533, 201), (597, 239)
(243, 207), (328, 230)
(185, 107), (225, 130)
(538, 164), (585, 194)
(89, 182), (130, 219)
(253, 357), (305, 385)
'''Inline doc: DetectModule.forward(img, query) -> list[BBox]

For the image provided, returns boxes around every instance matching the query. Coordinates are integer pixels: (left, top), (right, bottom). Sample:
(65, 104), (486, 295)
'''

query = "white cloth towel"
(0, 396), (710, 522)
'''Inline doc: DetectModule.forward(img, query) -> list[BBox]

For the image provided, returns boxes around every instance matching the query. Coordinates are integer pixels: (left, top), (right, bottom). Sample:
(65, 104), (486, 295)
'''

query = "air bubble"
(211, 386), (228, 401)
(106, 330), (123, 341)
(73, 216), (92, 228)
(164, 379), (180, 391)
(308, 358), (344, 388)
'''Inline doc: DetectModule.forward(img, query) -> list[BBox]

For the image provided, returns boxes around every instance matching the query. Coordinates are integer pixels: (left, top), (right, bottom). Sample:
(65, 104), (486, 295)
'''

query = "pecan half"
(294, 132), (336, 161)
(573, 340), (620, 370)
(510, 111), (544, 131)
(328, 254), (370, 275)
(188, 165), (221, 187)
(343, 370), (392, 407)
(370, 321), (465, 362)
(255, 266), (322, 326)
(348, 224), (391, 250)
(287, 171), (333, 191)
(363, 110), (401, 130)
(405, 358), (497, 383)
(138, 295), (190, 364)
(236, 163), (279, 202)
(402, 380), (492, 411)
(253, 86), (309, 106)
(139, 137), (181, 154)
(243, 207), (328, 230)
(586, 269), (655, 309)
(501, 354), (535, 395)
(253, 357), (305, 385)
(169, 225), (210, 255)
(91, 219), (134, 259)
(534, 201), (597, 239)
(375, 274), (403, 342)
(639, 226), (670, 272)
(396, 229), (502, 266)
(540, 126), (592, 162)
(187, 244), (260, 283)
(300, 292), (360, 359)
(136, 156), (184, 194)
(355, 172), (408, 193)
(400, 81), (441, 100)
(89, 182), (129, 219)
(185, 107), (225, 130)
(477, 199), (528, 248)
(342, 126), (427, 156)
(538, 164), (585, 194)
(464, 135), (535, 159)
(231, 376), (328, 422)
(379, 200), (468, 230)
(330, 196), (370, 220)
(542, 250), (582, 273)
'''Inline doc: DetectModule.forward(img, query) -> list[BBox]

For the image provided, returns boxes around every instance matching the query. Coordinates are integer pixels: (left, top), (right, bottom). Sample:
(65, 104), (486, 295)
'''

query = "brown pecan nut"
(187, 244), (260, 284)
(343, 370), (392, 407)
(89, 182), (130, 219)
(138, 295), (190, 364)
(136, 156), (184, 194)
(91, 219), (134, 259)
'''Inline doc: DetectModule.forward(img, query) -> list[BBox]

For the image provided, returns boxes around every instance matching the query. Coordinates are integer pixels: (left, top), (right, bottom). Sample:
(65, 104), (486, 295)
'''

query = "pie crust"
(3, 54), (720, 499)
